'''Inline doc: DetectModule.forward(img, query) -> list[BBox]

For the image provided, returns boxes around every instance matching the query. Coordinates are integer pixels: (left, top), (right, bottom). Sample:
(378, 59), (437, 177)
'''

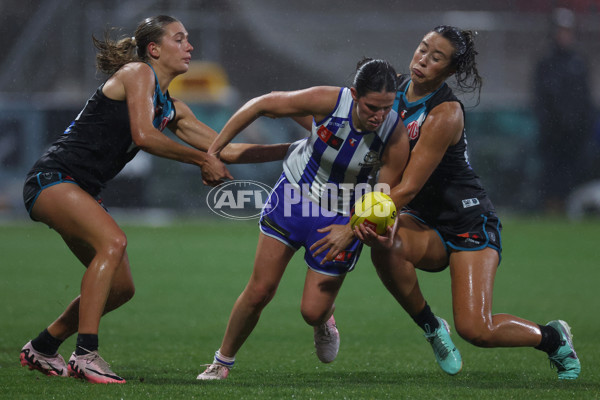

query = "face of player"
(350, 88), (396, 132)
(154, 22), (194, 75)
(409, 32), (456, 90)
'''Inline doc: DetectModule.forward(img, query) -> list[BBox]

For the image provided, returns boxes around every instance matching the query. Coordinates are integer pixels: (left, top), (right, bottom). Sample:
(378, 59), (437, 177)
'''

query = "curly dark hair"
(432, 25), (482, 103)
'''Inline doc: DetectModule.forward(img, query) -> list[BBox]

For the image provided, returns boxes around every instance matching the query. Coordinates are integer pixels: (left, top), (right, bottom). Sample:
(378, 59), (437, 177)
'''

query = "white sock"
(214, 349), (235, 368)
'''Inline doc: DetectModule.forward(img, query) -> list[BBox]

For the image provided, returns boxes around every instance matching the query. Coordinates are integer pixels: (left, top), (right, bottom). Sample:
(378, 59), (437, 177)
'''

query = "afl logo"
(206, 180), (276, 220)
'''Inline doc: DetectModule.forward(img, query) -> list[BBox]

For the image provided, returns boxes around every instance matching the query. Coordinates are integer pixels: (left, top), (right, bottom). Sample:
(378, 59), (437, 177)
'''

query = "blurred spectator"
(532, 7), (594, 215)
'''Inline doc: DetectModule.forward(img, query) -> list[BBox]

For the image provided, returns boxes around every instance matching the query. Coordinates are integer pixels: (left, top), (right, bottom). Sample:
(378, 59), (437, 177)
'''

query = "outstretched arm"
(207, 86), (340, 157)
(169, 98), (291, 164)
(220, 142), (291, 164)
(111, 63), (232, 186)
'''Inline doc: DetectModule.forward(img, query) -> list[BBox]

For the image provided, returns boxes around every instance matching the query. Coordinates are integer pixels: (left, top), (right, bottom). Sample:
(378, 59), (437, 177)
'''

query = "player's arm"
(387, 101), (463, 208)
(113, 63), (232, 185)
(207, 86), (341, 157)
(169, 98), (291, 164)
(378, 120), (410, 189)
(291, 115), (314, 131)
(354, 121), (409, 247)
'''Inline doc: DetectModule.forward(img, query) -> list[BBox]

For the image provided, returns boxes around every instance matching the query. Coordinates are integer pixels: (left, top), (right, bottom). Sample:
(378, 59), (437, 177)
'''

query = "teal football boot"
(424, 317), (462, 375)
(546, 320), (580, 380)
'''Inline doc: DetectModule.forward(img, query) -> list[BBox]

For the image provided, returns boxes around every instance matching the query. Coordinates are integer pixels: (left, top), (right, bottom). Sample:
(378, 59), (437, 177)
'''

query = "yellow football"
(350, 191), (397, 235)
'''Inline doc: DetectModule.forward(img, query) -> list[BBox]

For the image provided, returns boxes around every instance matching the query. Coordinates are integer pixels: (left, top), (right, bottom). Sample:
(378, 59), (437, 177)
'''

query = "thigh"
(247, 233), (296, 292)
(32, 183), (125, 254)
(393, 213), (449, 271)
(449, 248), (499, 325)
(301, 269), (345, 315)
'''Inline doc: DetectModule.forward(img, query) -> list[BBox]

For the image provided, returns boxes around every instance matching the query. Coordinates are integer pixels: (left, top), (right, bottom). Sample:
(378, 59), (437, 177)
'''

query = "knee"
(108, 233), (128, 257)
(100, 231), (128, 260)
(455, 319), (495, 348)
(242, 281), (277, 310)
(300, 307), (329, 326)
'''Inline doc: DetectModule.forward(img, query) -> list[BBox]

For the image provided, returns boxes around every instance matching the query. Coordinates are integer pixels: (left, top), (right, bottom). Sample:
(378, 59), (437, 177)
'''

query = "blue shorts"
(259, 174), (362, 276)
(23, 170), (105, 220)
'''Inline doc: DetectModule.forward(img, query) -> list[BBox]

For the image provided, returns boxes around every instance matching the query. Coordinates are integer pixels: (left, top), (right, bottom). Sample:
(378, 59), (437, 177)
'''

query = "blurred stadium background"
(1, 0), (599, 222)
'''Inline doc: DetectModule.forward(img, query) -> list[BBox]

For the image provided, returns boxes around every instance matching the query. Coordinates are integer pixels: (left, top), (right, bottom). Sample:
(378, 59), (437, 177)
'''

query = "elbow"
(403, 187), (420, 203)
(131, 131), (151, 151)
(389, 185), (420, 208)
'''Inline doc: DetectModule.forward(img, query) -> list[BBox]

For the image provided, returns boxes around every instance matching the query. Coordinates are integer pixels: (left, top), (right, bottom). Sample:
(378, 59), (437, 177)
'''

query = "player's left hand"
(201, 153), (234, 186)
(354, 217), (397, 249)
(310, 224), (355, 265)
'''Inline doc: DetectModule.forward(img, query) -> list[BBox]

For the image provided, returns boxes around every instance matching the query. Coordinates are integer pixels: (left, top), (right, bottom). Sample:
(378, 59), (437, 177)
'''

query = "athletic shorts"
(23, 170), (105, 219)
(259, 174), (362, 276)
(403, 210), (502, 262)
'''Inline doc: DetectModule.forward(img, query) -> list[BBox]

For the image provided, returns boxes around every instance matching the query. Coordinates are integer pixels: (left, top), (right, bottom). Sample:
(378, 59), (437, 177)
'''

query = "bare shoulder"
(103, 62), (154, 100)
(430, 101), (463, 122)
(424, 101), (464, 144)
(115, 62), (154, 83)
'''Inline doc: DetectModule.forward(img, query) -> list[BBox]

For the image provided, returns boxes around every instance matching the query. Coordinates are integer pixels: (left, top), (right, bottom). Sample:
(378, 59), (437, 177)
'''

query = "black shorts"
(403, 210), (502, 260)
(23, 170), (106, 220)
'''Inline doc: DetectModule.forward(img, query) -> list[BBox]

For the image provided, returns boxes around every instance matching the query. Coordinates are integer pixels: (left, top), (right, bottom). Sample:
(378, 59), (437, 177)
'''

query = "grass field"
(1, 217), (599, 399)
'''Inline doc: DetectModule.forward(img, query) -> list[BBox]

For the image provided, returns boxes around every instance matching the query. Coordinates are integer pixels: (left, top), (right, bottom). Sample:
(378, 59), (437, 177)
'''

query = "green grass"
(1, 217), (599, 399)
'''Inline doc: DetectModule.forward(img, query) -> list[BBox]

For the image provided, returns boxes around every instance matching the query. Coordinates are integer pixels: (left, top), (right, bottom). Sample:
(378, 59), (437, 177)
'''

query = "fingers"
(320, 247), (340, 265)
(309, 238), (327, 255)
(316, 226), (332, 233)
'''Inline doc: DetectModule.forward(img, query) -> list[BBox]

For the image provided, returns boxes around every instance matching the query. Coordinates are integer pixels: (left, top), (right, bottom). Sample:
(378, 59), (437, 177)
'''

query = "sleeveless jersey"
(283, 87), (399, 215)
(393, 75), (495, 226)
(29, 64), (175, 196)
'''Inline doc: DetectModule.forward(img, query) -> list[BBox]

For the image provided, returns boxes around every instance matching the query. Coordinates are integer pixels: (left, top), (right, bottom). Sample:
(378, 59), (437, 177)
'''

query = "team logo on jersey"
(349, 138), (358, 147)
(358, 150), (379, 167)
(407, 120), (420, 140)
(400, 110), (407, 119)
(317, 126), (343, 150)
(158, 116), (171, 131)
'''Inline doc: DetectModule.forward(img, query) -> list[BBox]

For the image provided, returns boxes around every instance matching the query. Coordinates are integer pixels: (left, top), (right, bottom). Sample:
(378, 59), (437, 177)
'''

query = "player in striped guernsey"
(197, 59), (410, 380)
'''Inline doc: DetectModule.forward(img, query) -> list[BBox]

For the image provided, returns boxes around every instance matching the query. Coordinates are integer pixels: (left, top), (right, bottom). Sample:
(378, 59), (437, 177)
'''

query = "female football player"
(19, 15), (288, 384)
(353, 26), (580, 380)
(197, 58), (410, 380)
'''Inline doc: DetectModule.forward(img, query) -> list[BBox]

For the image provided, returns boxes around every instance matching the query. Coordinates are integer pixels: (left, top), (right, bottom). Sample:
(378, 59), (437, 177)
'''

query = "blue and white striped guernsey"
(283, 87), (399, 215)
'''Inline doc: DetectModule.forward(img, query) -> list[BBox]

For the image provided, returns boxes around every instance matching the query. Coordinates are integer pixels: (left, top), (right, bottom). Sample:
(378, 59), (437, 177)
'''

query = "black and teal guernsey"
(393, 74), (495, 229)
(29, 64), (175, 197)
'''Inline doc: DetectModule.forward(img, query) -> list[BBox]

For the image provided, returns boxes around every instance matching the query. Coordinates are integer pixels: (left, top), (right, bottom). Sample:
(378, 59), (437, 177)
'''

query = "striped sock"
(214, 350), (235, 368)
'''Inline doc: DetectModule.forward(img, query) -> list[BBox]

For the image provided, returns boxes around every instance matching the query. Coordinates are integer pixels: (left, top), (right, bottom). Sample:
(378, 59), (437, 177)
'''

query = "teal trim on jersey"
(146, 63), (175, 130)
(393, 81), (447, 124)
